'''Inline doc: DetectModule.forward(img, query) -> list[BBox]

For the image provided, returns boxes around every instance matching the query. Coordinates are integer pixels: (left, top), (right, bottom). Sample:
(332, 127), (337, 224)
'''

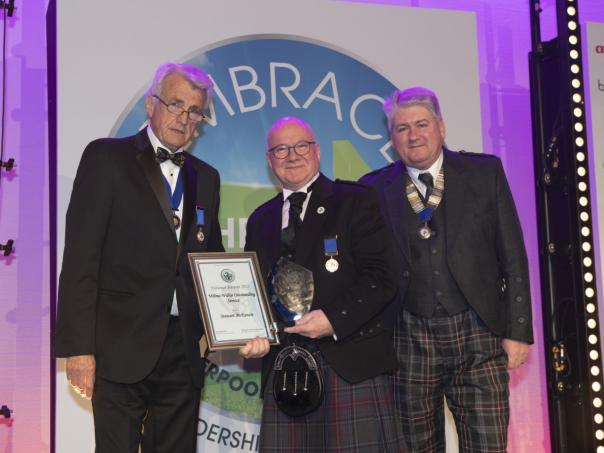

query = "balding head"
(266, 116), (321, 191)
(267, 116), (316, 147)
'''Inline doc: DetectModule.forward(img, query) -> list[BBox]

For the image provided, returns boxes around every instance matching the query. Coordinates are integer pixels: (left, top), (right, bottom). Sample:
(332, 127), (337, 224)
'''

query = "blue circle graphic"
(112, 36), (397, 185)
(110, 36), (400, 422)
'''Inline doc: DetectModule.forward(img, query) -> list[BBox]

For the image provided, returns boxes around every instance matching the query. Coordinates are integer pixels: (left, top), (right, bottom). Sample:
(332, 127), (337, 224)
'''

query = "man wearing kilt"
(360, 87), (534, 452)
(240, 116), (407, 452)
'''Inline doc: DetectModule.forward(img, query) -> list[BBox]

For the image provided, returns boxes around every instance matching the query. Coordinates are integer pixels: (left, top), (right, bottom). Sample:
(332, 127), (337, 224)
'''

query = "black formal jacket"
(55, 129), (224, 387)
(245, 174), (399, 390)
(360, 149), (533, 344)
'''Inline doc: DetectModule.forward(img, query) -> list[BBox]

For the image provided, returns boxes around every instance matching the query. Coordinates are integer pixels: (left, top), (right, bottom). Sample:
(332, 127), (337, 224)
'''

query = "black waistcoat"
(403, 189), (468, 317)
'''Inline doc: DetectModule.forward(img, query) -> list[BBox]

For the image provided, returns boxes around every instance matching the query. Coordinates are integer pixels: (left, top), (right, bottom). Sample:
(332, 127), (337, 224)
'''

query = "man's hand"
(503, 338), (530, 369)
(66, 354), (96, 399)
(284, 309), (334, 339)
(239, 337), (270, 359)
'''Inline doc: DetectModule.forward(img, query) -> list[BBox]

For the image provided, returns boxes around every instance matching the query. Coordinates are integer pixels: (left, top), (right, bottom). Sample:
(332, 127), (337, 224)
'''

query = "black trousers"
(92, 316), (201, 453)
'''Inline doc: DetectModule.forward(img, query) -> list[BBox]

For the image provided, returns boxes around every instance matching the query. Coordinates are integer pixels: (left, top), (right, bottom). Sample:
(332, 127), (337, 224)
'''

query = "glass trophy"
(267, 256), (314, 328)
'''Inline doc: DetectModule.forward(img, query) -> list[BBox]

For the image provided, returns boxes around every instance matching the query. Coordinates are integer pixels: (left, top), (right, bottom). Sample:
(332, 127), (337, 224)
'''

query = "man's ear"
(145, 96), (154, 118)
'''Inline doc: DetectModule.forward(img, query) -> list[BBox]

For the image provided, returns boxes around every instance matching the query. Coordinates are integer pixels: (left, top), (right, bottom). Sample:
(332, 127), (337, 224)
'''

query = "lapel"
(178, 158), (197, 258)
(134, 130), (176, 240)
(442, 149), (469, 250)
(381, 161), (411, 264)
(263, 194), (285, 274)
(295, 174), (332, 266)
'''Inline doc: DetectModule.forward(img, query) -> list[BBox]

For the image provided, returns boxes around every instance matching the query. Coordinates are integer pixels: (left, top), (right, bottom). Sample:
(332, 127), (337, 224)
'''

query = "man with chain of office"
(360, 86), (534, 452)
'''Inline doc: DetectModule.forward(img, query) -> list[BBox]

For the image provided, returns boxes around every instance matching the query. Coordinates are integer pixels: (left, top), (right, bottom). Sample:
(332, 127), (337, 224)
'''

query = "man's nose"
(176, 111), (188, 125)
(408, 127), (418, 142)
(286, 150), (301, 161)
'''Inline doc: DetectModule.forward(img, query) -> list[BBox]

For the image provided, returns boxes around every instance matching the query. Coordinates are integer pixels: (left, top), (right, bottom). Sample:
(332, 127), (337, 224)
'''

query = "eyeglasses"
(152, 95), (206, 123)
(267, 141), (316, 159)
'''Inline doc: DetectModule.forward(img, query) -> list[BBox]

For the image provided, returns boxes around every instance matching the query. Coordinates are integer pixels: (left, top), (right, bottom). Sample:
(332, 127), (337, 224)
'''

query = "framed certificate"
(188, 252), (279, 352)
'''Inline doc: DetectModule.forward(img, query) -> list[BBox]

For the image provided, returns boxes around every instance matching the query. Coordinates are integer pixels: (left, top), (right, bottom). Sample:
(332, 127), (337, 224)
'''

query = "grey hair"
(383, 86), (442, 131)
(146, 62), (213, 110)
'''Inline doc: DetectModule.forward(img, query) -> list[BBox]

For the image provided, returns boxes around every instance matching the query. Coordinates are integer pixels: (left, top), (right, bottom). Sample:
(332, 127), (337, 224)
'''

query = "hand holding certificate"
(188, 252), (279, 353)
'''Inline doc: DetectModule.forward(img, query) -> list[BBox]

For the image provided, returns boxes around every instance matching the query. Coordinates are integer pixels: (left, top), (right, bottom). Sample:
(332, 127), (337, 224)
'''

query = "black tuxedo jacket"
(245, 174), (399, 389)
(360, 150), (533, 344)
(55, 129), (224, 387)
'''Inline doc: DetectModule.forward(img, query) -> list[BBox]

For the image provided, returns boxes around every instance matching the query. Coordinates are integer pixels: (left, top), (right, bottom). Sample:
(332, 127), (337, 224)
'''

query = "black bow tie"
(156, 147), (186, 167)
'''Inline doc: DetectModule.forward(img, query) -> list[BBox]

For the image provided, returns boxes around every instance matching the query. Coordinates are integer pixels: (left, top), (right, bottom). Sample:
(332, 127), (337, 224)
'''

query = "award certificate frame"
(188, 252), (279, 351)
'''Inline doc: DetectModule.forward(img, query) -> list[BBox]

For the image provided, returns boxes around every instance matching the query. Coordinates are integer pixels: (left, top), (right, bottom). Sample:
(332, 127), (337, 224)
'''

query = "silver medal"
(325, 257), (339, 273)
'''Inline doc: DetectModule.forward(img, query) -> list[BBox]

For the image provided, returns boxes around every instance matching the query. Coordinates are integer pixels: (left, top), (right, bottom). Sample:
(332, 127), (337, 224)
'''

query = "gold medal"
(406, 169), (444, 240)
(172, 213), (181, 229)
(196, 227), (205, 243)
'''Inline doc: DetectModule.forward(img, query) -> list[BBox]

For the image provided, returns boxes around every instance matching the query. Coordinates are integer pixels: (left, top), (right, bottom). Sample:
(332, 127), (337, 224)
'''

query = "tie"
(156, 147), (186, 167)
(418, 172), (434, 202)
(281, 191), (307, 256)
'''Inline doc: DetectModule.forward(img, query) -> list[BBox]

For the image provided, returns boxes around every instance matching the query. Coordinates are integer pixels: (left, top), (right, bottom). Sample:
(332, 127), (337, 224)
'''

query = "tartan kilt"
(259, 351), (407, 453)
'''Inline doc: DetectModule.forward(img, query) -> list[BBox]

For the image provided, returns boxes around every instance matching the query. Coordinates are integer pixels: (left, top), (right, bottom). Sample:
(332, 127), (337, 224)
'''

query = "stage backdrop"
(57, 1), (491, 451)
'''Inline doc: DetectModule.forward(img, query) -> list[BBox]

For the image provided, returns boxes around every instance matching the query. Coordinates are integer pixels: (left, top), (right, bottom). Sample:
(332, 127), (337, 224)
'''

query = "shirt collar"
(282, 172), (320, 201)
(146, 125), (183, 154)
(406, 150), (444, 187)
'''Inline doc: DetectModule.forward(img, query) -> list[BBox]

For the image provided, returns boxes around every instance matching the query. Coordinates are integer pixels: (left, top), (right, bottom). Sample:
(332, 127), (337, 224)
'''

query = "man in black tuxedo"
(360, 87), (533, 452)
(55, 63), (224, 452)
(240, 116), (406, 452)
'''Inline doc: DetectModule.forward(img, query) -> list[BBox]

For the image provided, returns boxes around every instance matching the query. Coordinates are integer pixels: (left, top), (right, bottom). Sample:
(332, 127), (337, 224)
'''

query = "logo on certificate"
(220, 268), (235, 283)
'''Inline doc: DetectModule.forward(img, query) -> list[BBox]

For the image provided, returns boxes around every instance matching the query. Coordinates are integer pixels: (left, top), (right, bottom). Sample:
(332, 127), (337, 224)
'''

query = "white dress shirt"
(281, 172), (320, 228)
(406, 150), (444, 197)
(280, 172), (338, 339)
(147, 126), (183, 316)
